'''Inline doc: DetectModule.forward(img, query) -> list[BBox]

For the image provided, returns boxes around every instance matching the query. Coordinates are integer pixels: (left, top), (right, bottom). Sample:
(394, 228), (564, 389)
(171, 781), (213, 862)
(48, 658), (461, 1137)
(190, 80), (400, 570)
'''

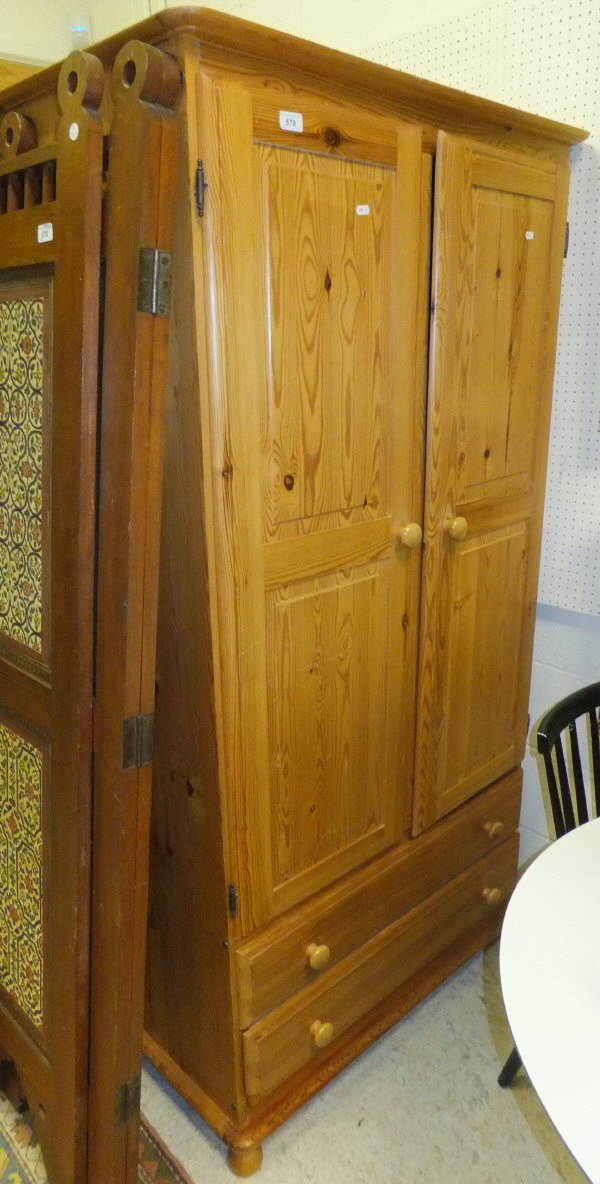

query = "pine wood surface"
(195, 78), (427, 932)
(144, 894), (509, 1160)
(0, 9), (586, 147)
(236, 770), (521, 1028)
(0, 60), (39, 89)
(243, 837), (517, 1103)
(141, 15), (579, 1169)
(144, 39), (244, 1118)
(412, 135), (571, 833)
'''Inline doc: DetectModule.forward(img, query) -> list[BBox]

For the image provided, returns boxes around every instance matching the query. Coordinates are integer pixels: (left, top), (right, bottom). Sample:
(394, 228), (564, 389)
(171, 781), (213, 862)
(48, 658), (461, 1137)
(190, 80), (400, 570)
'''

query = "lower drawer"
(236, 770), (521, 1027)
(243, 836), (517, 1104)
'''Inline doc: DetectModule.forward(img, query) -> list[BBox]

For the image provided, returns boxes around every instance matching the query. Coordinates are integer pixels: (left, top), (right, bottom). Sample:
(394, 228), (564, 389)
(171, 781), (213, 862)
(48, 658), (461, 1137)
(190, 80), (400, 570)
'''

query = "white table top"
(500, 817), (600, 1183)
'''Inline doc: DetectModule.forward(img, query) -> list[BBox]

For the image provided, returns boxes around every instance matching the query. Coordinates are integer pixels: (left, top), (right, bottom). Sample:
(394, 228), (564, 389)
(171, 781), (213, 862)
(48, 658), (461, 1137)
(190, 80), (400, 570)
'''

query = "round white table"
(500, 817), (600, 1183)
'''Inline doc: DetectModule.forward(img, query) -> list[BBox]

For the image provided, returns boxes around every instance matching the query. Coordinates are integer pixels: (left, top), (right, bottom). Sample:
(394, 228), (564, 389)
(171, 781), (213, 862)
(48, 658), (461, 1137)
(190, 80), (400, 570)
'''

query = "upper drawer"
(236, 769), (520, 1027)
(243, 836), (518, 1105)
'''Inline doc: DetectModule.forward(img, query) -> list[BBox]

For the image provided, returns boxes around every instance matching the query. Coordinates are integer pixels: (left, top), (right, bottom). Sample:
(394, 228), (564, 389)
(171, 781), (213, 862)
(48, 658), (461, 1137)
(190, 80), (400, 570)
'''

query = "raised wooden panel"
(460, 189), (554, 505)
(258, 145), (393, 535)
(413, 135), (570, 832)
(267, 561), (393, 910)
(436, 524), (529, 815)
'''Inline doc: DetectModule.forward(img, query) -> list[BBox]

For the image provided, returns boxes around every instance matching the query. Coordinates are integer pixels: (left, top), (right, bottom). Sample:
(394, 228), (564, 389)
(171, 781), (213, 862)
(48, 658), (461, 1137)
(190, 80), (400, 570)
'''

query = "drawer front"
(243, 836), (517, 1104)
(236, 770), (520, 1026)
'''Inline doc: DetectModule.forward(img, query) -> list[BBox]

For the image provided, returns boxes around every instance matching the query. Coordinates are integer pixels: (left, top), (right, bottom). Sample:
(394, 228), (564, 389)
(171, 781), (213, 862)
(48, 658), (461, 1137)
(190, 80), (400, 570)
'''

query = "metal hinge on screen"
(114, 1073), (142, 1127)
(123, 713), (154, 769)
(137, 247), (172, 315)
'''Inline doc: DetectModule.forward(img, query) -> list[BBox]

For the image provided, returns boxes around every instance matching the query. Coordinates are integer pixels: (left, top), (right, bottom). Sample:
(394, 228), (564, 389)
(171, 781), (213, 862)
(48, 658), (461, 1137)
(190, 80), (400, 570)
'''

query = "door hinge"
(228, 883), (238, 918)
(123, 713), (154, 769)
(564, 220), (570, 259)
(137, 246), (172, 315)
(195, 159), (208, 217)
(114, 1073), (142, 1127)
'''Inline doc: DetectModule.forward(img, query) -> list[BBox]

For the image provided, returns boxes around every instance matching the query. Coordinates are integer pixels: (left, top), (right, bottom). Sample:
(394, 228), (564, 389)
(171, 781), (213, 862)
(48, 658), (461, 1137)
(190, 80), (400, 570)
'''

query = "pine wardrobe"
(141, 8), (584, 1175)
(0, 9), (586, 1182)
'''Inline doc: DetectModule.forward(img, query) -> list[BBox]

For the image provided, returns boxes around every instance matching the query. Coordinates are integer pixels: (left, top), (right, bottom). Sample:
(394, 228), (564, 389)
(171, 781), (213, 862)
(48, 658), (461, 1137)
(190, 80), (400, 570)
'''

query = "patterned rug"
(0, 1092), (193, 1183)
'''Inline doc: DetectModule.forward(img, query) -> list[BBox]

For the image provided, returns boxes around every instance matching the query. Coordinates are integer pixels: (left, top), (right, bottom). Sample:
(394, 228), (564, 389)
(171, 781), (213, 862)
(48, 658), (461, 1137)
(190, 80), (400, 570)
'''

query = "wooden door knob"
(444, 516), (468, 541)
(483, 820), (504, 840)
(482, 886), (502, 906)
(310, 1020), (335, 1048)
(395, 522), (423, 549)
(306, 942), (331, 971)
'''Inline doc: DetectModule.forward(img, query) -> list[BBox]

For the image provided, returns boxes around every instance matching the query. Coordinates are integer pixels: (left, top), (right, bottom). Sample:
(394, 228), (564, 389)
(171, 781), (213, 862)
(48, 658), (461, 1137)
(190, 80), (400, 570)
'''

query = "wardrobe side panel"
(144, 69), (240, 1111)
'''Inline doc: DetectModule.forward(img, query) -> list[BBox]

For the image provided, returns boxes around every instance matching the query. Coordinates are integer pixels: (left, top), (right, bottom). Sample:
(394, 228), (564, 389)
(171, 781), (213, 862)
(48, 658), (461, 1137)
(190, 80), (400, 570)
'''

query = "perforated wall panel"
(366, 0), (600, 615)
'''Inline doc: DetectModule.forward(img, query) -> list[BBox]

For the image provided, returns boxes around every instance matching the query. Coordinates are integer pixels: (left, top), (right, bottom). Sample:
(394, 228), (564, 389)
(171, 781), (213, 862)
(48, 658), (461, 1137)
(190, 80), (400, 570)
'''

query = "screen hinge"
(114, 1073), (142, 1127)
(564, 220), (569, 259)
(195, 159), (208, 217)
(123, 713), (154, 769)
(228, 883), (238, 918)
(137, 246), (172, 315)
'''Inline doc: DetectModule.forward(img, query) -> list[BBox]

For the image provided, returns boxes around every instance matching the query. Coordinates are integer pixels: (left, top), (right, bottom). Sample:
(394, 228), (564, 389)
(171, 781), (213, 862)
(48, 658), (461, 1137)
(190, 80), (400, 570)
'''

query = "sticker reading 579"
(279, 110), (304, 133)
(37, 223), (53, 244)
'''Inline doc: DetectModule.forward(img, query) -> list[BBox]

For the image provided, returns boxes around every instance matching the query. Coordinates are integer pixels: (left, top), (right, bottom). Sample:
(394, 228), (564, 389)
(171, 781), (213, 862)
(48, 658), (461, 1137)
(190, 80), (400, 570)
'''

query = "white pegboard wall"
(366, 0), (600, 616)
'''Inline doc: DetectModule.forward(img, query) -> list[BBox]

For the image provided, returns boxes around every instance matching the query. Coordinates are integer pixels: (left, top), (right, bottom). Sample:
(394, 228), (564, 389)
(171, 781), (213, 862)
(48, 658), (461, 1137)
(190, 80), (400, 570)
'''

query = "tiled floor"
(142, 940), (587, 1183)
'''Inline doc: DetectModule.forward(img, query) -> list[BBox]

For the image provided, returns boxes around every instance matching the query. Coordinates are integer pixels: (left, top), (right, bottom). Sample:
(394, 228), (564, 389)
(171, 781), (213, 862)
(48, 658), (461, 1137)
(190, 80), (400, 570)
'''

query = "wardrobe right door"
(413, 132), (570, 834)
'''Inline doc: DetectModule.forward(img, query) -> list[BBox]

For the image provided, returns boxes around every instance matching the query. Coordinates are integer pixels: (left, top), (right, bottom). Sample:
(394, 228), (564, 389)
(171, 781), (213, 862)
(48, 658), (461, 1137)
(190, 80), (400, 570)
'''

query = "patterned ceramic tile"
(0, 720), (43, 1028)
(0, 289), (47, 659)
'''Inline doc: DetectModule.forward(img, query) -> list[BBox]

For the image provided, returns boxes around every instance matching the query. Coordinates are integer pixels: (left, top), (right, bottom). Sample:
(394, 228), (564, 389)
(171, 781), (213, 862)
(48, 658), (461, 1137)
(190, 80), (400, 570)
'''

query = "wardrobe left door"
(0, 52), (104, 1183)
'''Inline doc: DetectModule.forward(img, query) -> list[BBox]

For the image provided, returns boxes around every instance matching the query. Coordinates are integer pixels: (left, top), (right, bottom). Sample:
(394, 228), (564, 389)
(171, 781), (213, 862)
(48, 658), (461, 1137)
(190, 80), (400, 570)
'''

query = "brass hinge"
(114, 1073), (142, 1127)
(564, 220), (570, 259)
(123, 713), (154, 769)
(137, 247), (172, 315)
(228, 883), (238, 919)
(195, 159), (208, 217)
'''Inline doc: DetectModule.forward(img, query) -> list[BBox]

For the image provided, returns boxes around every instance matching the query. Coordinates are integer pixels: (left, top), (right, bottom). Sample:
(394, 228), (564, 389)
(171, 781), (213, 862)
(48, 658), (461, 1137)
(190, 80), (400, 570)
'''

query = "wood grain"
(236, 770), (521, 1027)
(243, 837), (518, 1103)
(412, 133), (571, 832)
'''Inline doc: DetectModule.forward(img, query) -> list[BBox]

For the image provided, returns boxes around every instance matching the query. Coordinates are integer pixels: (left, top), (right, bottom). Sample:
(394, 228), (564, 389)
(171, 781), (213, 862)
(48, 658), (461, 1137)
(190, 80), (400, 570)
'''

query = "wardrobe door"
(196, 79), (429, 933)
(413, 133), (570, 833)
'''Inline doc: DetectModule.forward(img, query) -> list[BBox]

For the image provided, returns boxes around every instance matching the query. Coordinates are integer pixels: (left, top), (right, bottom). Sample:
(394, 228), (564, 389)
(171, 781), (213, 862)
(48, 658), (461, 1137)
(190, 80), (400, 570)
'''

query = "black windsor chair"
(498, 680), (600, 1088)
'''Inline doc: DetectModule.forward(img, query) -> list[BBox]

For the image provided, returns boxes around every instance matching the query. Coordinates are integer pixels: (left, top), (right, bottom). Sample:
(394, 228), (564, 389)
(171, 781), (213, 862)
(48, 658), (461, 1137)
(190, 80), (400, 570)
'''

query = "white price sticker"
(37, 223), (54, 244)
(356, 205), (370, 216)
(279, 110), (304, 133)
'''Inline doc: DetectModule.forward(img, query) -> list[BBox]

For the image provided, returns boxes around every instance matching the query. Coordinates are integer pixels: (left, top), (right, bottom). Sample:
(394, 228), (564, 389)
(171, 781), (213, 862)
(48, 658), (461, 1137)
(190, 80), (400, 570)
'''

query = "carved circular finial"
(112, 40), (181, 110)
(0, 112), (37, 159)
(58, 51), (104, 113)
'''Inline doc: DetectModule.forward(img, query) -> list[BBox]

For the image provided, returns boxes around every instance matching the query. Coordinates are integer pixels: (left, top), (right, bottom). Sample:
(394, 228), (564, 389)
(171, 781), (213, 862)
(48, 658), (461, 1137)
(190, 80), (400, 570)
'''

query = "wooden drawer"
(243, 836), (517, 1104)
(236, 770), (520, 1026)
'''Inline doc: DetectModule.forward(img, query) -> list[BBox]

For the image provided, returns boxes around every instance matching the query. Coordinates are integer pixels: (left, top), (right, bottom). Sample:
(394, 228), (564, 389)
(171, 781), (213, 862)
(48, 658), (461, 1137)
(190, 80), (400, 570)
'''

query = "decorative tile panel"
(0, 287), (48, 660)
(0, 719), (43, 1028)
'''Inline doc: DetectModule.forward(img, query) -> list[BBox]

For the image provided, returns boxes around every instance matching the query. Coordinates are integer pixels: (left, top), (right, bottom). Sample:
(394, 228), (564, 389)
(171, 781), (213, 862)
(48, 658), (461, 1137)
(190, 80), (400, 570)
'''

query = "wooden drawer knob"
(444, 516), (468, 541)
(310, 1020), (334, 1049)
(395, 522), (422, 549)
(483, 820), (504, 840)
(306, 942), (331, 971)
(482, 886), (502, 906)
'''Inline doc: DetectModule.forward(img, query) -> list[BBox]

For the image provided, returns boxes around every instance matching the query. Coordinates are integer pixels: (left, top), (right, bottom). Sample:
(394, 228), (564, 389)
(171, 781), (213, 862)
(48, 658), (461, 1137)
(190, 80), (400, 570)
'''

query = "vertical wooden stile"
(89, 39), (180, 1184)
